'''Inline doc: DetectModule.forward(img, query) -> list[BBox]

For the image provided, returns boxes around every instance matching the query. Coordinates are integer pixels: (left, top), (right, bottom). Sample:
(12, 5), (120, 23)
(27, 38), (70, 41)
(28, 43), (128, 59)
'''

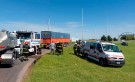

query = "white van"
(84, 42), (125, 67)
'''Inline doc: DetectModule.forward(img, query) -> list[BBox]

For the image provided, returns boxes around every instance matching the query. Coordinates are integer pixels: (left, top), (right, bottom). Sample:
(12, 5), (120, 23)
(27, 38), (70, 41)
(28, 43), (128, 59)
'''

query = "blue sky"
(0, 0), (135, 39)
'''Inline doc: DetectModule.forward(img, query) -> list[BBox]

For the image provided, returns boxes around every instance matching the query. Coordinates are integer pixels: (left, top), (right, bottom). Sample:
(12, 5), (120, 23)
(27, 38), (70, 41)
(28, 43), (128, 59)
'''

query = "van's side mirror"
(99, 49), (103, 53)
(120, 50), (122, 52)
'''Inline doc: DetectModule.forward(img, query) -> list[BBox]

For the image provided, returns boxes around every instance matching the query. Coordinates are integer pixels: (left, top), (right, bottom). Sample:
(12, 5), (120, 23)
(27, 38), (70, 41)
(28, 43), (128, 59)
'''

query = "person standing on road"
(37, 45), (42, 55)
(49, 41), (56, 55)
(21, 41), (30, 61)
(33, 45), (37, 55)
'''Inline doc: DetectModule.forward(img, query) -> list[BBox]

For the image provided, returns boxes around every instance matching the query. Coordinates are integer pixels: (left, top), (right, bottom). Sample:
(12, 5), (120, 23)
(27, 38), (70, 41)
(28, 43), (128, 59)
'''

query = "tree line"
(120, 35), (135, 40)
(101, 35), (117, 41)
(101, 34), (135, 41)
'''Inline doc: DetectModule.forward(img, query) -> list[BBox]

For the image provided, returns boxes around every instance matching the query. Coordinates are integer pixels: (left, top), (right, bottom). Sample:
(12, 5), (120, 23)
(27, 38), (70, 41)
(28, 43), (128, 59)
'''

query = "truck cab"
(15, 31), (41, 55)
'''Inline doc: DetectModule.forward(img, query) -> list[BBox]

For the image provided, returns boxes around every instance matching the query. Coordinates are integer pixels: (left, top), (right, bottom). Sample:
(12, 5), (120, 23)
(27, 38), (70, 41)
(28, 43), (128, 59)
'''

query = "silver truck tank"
(0, 30), (17, 51)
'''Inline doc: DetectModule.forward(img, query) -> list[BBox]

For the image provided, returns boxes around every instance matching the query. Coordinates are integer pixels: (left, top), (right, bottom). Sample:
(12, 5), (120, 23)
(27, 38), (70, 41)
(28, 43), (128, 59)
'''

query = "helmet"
(24, 41), (28, 45)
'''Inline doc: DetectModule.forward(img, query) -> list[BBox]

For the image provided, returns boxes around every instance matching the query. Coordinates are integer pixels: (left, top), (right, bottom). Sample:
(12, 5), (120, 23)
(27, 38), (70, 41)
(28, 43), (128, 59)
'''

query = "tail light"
(0, 55), (2, 61)
(0, 46), (5, 49)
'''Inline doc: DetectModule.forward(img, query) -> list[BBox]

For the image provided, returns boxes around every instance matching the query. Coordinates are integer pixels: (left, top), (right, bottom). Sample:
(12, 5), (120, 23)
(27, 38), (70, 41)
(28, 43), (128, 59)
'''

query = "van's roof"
(86, 42), (91, 43)
(100, 42), (115, 45)
(92, 41), (115, 45)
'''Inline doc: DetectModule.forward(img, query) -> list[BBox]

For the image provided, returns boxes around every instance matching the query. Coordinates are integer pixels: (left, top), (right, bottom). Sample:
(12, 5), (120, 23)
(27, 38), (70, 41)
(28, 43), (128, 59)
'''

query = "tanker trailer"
(0, 30), (18, 67)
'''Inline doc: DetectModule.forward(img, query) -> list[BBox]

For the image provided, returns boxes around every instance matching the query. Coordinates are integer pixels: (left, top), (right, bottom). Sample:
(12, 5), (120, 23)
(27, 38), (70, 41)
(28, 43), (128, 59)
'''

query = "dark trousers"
(51, 49), (55, 55)
(22, 53), (29, 58)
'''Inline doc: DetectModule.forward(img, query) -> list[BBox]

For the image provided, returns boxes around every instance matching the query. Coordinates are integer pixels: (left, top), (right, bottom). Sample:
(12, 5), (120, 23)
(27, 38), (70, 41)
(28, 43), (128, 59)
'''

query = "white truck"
(14, 31), (41, 55)
(0, 30), (19, 67)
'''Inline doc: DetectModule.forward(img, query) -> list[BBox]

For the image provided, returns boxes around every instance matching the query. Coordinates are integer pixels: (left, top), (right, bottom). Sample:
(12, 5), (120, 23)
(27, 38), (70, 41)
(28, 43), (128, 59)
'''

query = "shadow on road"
(0, 64), (11, 68)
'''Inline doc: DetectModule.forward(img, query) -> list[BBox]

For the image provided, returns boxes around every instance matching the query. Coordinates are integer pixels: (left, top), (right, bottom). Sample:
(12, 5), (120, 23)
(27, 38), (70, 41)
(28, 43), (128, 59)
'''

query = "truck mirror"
(15, 45), (20, 48)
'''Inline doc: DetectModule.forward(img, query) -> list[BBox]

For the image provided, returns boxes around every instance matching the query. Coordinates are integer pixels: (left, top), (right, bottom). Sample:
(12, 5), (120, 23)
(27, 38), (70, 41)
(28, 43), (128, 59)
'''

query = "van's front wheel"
(99, 59), (105, 66)
(84, 53), (88, 60)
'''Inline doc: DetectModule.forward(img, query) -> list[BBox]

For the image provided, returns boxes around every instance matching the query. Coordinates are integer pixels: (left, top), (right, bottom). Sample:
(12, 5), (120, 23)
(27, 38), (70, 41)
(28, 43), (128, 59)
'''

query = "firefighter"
(55, 42), (59, 53)
(56, 42), (63, 55)
(19, 41), (30, 62)
(37, 45), (42, 54)
(73, 43), (77, 55)
(77, 43), (81, 55)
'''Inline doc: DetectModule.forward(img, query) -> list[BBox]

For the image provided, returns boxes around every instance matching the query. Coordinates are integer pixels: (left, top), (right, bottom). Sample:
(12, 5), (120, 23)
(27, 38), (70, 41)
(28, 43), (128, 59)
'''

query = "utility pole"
(82, 8), (84, 40)
(106, 18), (108, 41)
(48, 16), (50, 31)
(94, 28), (96, 40)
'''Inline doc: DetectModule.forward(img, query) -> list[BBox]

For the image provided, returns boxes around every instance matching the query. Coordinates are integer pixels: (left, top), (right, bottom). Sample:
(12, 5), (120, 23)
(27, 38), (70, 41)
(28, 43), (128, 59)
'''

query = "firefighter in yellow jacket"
(23, 41), (30, 59)
(19, 41), (30, 62)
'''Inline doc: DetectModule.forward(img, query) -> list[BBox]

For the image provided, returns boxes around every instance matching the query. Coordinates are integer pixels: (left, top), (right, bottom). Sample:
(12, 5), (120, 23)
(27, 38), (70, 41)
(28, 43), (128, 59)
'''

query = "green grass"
(26, 42), (135, 82)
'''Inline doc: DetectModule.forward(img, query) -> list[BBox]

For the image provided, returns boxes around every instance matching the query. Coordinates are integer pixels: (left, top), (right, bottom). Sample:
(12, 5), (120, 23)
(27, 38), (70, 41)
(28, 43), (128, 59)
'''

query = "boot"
(19, 56), (24, 62)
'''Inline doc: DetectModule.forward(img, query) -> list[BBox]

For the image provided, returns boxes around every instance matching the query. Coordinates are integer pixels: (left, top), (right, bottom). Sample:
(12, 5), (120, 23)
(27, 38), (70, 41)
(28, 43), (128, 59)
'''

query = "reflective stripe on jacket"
(23, 45), (30, 53)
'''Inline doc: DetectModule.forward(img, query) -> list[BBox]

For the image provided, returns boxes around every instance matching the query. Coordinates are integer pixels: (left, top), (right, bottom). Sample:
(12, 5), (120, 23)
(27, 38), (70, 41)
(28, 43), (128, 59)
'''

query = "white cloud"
(0, 21), (83, 39)
(65, 22), (80, 28)
(126, 24), (135, 28)
(0, 21), (71, 33)
(0, 22), (47, 32)
(1, 21), (134, 40)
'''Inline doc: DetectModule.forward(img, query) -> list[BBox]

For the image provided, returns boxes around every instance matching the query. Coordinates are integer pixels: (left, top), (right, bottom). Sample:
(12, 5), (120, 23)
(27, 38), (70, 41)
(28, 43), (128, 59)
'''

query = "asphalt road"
(0, 49), (50, 82)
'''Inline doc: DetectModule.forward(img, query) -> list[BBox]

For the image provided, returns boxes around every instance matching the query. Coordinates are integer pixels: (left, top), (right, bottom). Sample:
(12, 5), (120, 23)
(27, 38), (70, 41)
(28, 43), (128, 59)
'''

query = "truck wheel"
(10, 55), (16, 67)
(84, 53), (88, 60)
(14, 51), (18, 59)
(32, 52), (35, 55)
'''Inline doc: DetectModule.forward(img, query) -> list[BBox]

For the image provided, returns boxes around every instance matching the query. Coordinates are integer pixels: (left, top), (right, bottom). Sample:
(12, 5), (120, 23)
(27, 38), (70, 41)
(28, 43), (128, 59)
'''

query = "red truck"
(41, 31), (70, 48)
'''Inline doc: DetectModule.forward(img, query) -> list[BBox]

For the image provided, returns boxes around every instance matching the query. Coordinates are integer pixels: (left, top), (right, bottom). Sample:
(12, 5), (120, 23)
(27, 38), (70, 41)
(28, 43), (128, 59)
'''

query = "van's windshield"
(102, 44), (120, 52)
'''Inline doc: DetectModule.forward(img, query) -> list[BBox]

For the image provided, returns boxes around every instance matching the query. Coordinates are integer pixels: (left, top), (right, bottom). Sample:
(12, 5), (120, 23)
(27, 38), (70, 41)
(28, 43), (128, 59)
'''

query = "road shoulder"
(16, 49), (50, 82)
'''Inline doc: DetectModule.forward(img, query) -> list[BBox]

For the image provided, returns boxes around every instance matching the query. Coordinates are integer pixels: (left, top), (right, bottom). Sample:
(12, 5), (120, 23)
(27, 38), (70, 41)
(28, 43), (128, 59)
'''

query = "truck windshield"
(17, 33), (31, 39)
(102, 44), (120, 52)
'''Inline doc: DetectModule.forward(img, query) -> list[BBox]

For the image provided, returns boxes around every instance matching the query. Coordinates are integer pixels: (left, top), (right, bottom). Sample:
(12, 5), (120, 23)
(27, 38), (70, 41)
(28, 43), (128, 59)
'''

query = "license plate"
(117, 62), (120, 64)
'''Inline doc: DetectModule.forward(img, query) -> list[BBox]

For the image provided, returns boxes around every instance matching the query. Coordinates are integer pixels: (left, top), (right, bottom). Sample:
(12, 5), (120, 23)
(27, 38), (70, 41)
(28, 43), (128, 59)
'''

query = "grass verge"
(26, 42), (135, 82)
